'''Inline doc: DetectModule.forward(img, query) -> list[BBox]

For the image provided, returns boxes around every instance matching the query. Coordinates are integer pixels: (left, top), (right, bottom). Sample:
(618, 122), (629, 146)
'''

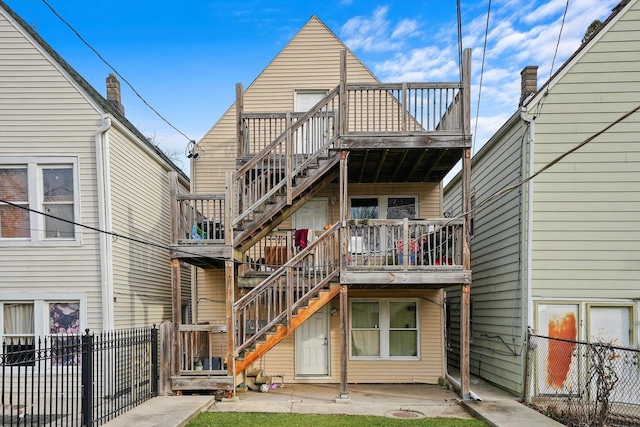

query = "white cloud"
(391, 19), (419, 39)
(341, 6), (419, 52)
(374, 46), (458, 81)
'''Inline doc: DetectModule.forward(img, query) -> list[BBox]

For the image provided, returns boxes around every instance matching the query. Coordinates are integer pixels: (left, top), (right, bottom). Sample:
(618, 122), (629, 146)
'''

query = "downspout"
(95, 115), (115, 330)
(520, 107), (534, 331)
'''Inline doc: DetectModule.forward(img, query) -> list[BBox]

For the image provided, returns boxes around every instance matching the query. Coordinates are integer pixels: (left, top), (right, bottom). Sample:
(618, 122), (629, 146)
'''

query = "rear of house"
(169, 15), (473, 397)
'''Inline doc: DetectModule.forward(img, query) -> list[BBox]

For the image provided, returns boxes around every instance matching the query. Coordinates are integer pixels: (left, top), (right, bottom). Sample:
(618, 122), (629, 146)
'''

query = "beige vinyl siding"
(529, 0), (640, 301)
(444, 116), (528, 394)
(0, 11), (104, 329)
(263, 289), (444, 384)
(196, 16), (378, 194)
(108, 125), (187, 328)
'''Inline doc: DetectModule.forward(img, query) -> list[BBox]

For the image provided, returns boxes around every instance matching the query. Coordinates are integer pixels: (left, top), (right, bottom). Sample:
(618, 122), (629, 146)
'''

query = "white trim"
(349, 298), (420, 360)
(95, 116), (114, 330)
(0, 157), (81, 246)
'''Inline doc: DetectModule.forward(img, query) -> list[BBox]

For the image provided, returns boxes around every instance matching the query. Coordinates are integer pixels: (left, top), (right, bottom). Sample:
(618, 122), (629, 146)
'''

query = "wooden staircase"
(235, 283), (340, 375)
(231, 87), (341, 251)
(232, 223), (341, 375)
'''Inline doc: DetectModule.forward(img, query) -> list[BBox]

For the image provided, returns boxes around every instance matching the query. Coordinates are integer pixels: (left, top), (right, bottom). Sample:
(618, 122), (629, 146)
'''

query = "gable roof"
(0, 0), (189, 182)
(522, 0), (634, 110)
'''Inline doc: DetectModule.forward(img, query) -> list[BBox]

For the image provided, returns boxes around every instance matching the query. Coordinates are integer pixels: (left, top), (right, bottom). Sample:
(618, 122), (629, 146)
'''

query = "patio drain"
(386, 410), (426, 419)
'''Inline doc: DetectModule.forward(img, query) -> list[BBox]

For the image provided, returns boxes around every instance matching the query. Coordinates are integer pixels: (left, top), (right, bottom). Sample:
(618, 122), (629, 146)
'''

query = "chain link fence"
(527, 334), (640, 427)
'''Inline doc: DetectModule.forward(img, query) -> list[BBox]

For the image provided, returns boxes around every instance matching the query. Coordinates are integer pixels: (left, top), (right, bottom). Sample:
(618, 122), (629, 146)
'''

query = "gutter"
(520, 107), (535, 330)
(95, 115), (115, 330)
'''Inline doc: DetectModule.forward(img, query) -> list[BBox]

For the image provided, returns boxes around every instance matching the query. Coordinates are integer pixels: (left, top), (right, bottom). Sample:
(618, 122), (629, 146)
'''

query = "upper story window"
(350, 196), (417, 220)
(0, 158), (80, 246)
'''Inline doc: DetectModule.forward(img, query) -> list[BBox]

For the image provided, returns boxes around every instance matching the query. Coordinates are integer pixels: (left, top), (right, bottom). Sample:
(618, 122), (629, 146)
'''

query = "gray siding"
(444, 116), (528, 394)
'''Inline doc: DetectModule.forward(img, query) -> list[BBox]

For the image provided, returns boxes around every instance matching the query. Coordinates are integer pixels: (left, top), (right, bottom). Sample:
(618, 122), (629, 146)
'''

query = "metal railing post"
(82, 329), (94, 427)
(151, 325), (159, 396)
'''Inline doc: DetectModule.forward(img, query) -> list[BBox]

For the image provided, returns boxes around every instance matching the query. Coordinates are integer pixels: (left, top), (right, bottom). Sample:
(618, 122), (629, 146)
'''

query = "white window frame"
(0, 292), (87, 369)
(349, 298), (420, 360)
(0, 157), (81, 246)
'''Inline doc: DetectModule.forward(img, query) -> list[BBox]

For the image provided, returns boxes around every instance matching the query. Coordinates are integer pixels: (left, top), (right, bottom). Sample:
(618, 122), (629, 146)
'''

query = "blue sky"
(5, 0), (619, 175)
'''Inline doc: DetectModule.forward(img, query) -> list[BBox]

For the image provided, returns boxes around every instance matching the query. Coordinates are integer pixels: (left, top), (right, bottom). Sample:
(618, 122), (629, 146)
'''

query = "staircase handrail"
(233, 222), (341, 355)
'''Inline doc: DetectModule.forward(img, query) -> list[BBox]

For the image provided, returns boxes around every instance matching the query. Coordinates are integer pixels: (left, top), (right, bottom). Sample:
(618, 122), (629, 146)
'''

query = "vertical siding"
(444, 116), (528, 394)
(108, 126), (189, 328)
(263, 289), (444, 384)
(530, 1), (640, 300)
(0, 12), (103, 329)
(196, 16), (378, 194)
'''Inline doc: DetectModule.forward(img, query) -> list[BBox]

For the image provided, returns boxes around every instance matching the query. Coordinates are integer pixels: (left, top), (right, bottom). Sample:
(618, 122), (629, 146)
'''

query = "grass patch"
(188, 412), (487, 426)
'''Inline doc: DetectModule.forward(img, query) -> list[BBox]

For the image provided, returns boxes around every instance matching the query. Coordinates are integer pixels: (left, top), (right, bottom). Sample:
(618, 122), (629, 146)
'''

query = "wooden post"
(339, 150), (349, 271)
(339, 284), (349, 399)
(225, 173), (236, 379)
(236, 83), (244, 158)
(286, 111), (292, 205)
(460, 47), (472, 401)
(170, 258), (181, 378)
(169, 172), (179, 245)
(339, 50), (347, 136)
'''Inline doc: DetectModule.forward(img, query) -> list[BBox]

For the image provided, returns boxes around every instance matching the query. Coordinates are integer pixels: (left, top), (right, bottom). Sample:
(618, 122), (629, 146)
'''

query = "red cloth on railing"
(295, 229), (309, 250)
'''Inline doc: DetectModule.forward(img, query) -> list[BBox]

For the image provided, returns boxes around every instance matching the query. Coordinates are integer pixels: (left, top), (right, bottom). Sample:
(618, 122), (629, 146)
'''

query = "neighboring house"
(169, 15), (473, 398)
(443, 0), (639, 396)
(0, 0), (190, 360)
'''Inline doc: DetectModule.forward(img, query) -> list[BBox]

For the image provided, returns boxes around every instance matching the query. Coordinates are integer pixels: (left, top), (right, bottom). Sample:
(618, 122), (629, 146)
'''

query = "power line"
(41, 0), (193, 143)
(0, 197), (228, 263)
(454, 102), (640, 222)
(472, 0), (492, 155)
(534, 0), (571, 119)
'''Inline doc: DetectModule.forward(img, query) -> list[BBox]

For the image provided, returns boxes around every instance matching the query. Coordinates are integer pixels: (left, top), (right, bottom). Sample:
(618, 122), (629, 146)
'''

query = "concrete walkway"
(103, 378), (563, 427)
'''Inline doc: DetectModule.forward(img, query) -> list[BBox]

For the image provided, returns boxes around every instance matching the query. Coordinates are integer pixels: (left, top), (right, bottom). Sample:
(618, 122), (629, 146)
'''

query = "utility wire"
(453, 103), (640, 223)
(41, 0), (193, 143)
(473, 0), (492, 155)
(534, 0), (571, 118)
(0, 197), (228, 263)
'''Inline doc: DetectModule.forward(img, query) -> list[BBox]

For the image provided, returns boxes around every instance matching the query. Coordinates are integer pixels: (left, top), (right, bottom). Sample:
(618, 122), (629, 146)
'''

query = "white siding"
(108, 125), (189, 328)
(0, 10), (103, 329)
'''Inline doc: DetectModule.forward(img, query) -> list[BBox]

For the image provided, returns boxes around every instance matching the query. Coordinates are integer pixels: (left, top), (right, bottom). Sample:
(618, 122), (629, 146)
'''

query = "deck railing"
(345, 218), (464, 270)
(233, 224), (340, 356)
(175, 193), (226, 245)
(241, 230), (293, 274)
(178, 325), (227, 374)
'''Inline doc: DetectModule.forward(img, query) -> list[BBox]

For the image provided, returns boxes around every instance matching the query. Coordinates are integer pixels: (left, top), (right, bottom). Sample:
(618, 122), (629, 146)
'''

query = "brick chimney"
(106, 73), (125, 115)
(519, 66), (538, 106)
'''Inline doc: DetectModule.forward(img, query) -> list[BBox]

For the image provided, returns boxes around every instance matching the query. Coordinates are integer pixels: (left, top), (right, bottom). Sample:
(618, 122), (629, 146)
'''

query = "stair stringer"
(234, 283), (340, 376)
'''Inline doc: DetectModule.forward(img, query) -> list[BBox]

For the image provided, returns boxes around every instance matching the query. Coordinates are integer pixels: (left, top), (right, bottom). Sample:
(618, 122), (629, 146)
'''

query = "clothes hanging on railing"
(294, 228), (311, 250)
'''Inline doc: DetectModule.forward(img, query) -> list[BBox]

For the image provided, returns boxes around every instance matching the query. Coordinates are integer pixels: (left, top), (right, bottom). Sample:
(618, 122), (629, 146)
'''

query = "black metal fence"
(527, 334), (640, 427)
(1, 327), (158, 426)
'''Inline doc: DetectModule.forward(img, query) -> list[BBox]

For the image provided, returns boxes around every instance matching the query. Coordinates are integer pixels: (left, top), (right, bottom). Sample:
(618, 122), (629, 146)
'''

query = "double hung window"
(350, 299), (419, 359)
(0, 158), (79, 245)
(1, 297), (84, 367)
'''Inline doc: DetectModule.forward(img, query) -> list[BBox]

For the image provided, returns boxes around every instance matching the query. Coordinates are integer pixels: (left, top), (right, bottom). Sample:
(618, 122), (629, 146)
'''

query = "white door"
(293, 198), (328, 231)
(295, 91), (327, 154)
(295, 305), (329, 376)
(588, 306), (638, 404)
